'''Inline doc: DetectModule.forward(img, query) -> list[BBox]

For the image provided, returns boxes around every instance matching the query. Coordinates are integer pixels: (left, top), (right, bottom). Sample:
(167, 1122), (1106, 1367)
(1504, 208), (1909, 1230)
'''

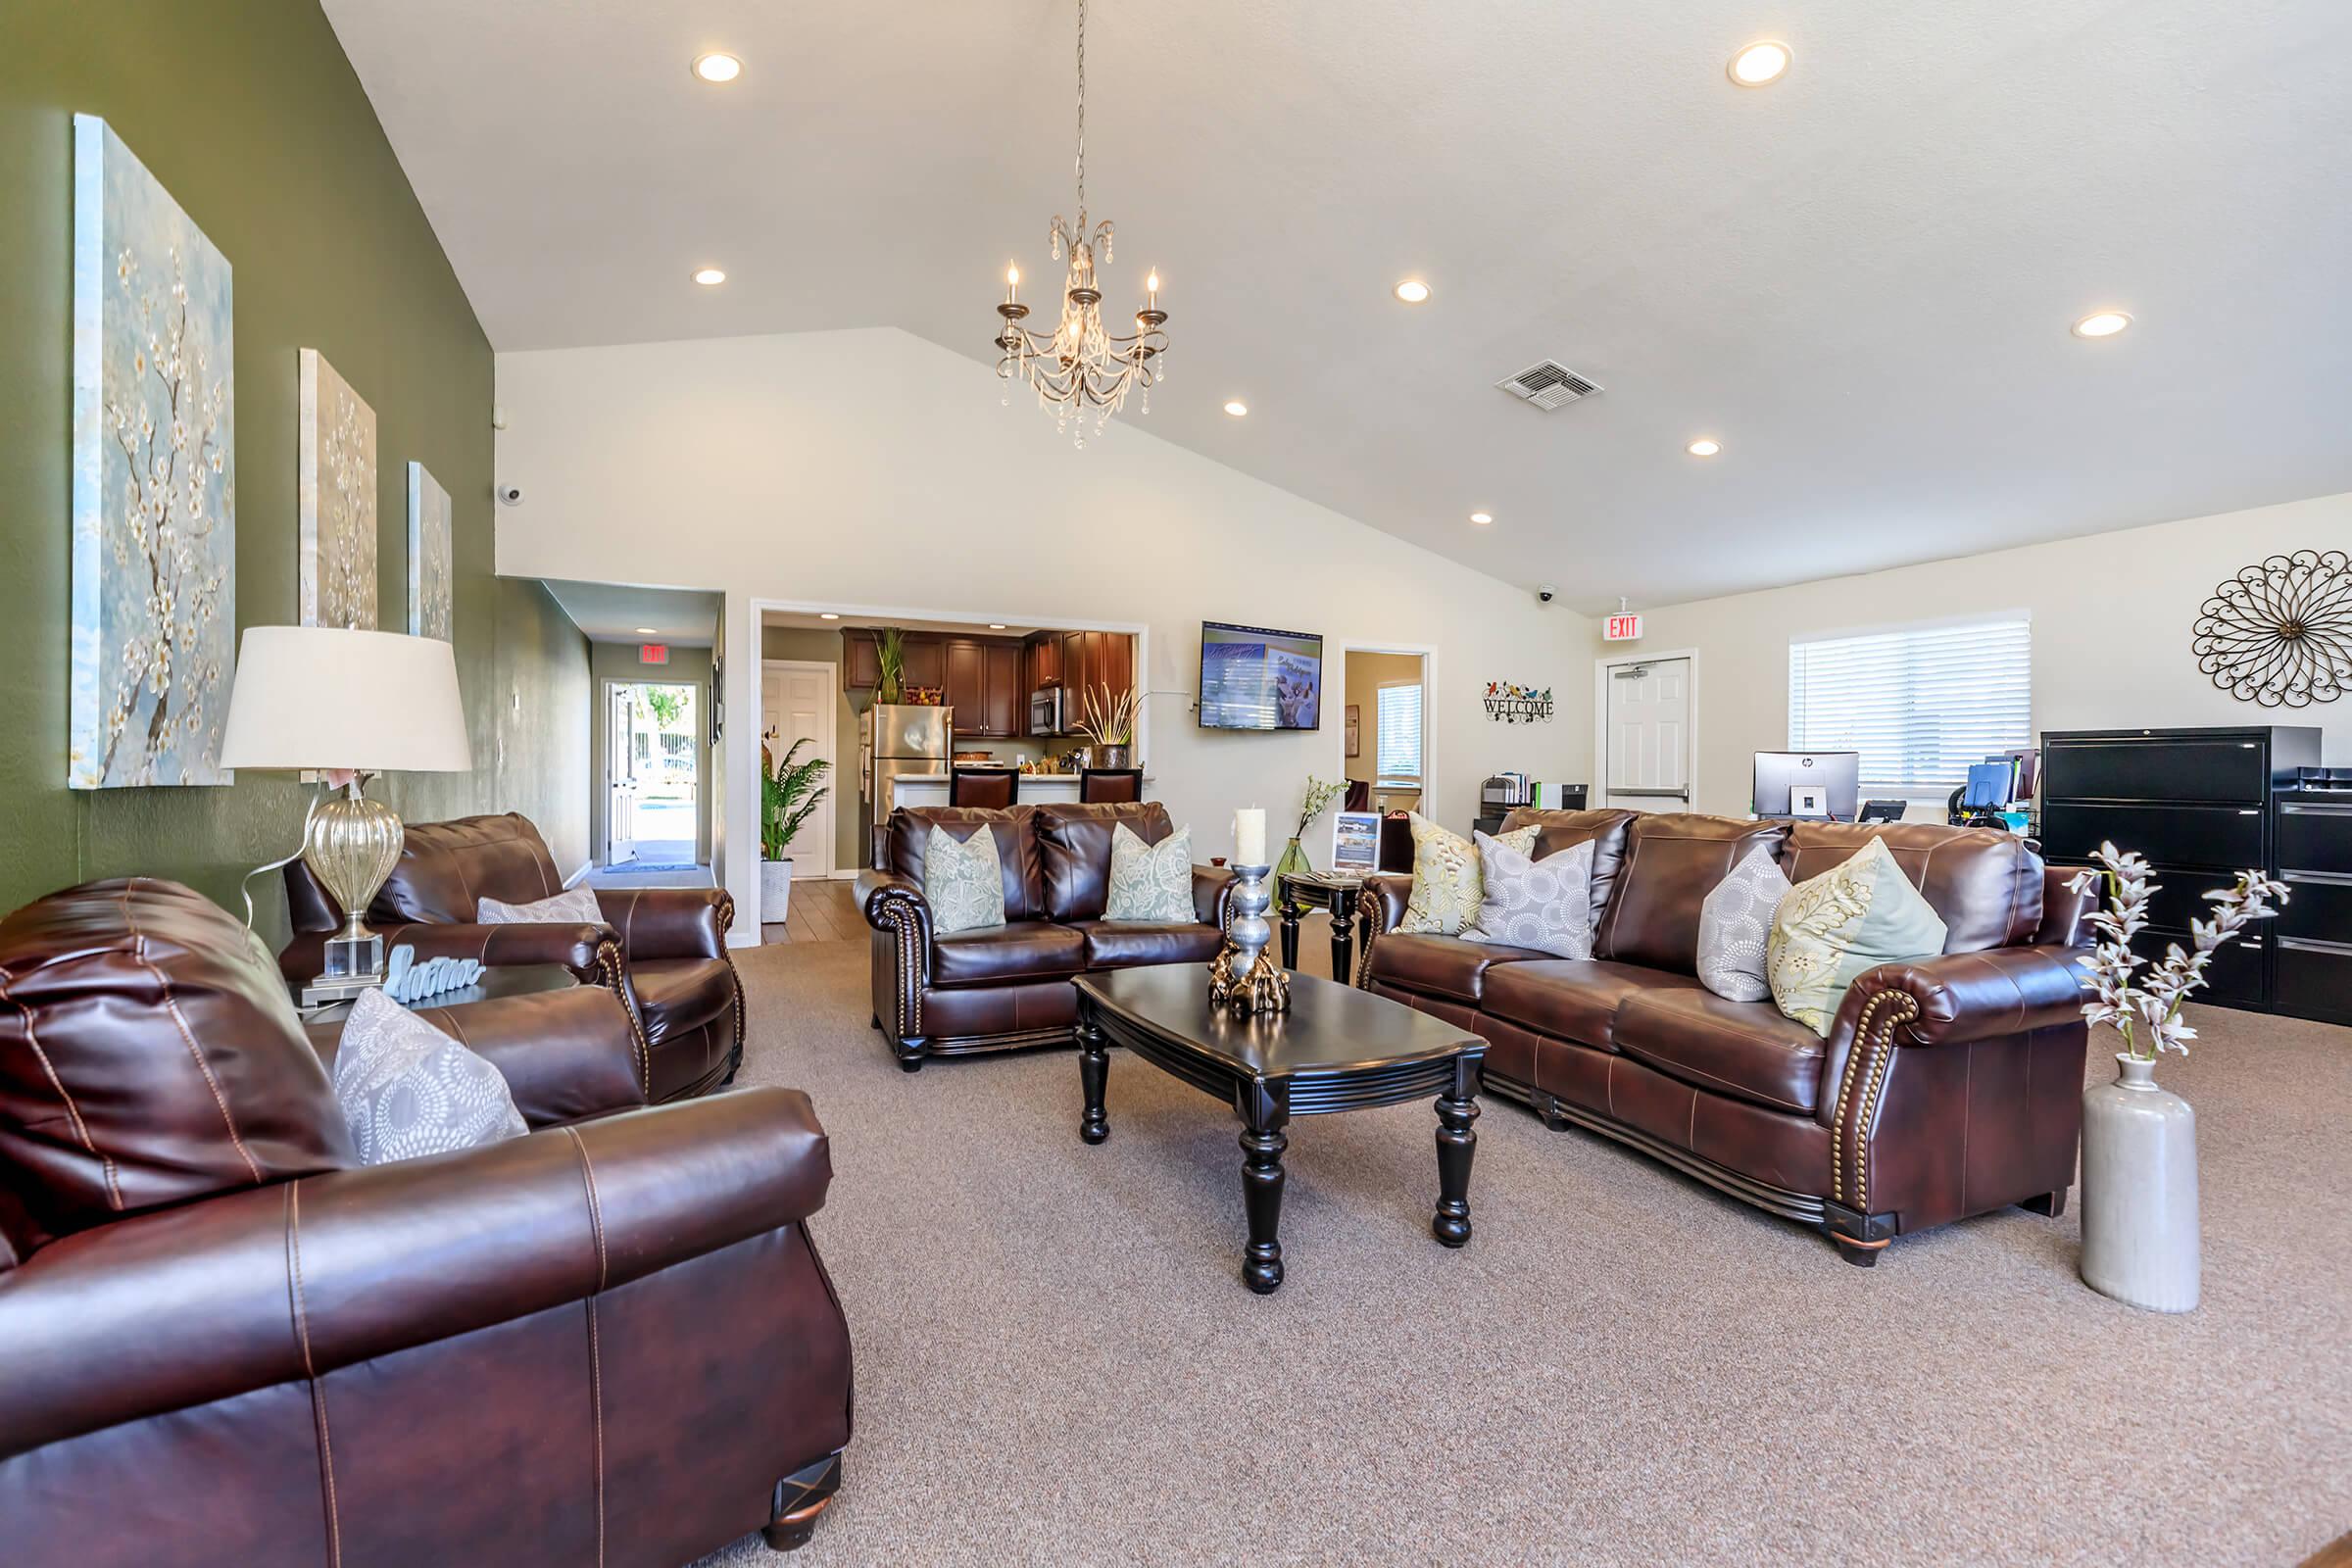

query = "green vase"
(1275, 836), (1312, 882)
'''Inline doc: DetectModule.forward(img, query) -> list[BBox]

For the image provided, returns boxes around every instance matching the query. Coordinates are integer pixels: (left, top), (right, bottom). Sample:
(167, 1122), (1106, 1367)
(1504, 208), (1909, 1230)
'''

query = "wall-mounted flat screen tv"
(1199, 621), (1323, 731)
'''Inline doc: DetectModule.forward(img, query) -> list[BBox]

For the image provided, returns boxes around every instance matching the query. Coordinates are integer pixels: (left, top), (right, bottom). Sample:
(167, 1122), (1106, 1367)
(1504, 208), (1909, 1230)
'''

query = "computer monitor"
(1753, 751), (1861, 821)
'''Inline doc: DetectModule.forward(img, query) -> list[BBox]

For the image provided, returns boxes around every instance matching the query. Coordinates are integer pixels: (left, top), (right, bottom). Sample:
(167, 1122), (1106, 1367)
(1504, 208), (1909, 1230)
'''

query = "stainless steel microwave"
(1028, 686), (1065, 736)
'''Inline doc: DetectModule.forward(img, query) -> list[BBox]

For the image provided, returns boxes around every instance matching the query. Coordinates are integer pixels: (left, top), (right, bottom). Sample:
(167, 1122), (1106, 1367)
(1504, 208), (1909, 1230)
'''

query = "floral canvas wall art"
(70, 115), (235, 789)
(299, 348), (376, 629)
(407, 461), (453, 640)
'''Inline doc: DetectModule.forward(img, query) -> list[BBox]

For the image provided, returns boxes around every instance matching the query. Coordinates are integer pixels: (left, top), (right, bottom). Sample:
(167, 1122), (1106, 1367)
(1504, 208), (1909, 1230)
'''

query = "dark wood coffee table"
(1072, 963), (1487, 1294)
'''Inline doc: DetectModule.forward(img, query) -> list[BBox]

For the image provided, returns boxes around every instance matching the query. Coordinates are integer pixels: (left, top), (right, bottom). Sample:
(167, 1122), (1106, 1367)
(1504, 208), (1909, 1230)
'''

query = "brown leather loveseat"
(281, 812), (744, 1102)
(857, 801), (1235, 1069)
(1357, 810), (2095, 1264)
(0, 878), (853, 1565)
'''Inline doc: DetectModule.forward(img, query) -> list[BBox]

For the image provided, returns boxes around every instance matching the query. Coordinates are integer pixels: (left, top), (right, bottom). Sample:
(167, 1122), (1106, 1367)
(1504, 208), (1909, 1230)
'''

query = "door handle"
(1609, 788), (1690, 800)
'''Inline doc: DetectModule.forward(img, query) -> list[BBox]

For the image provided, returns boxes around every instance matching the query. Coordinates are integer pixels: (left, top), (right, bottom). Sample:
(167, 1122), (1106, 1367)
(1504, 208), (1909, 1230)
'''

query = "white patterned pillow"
(1399, 814), (1537, 935)
(333, 988), (526, 1166)
(1697, 845), (1792, 1003)
(1104, 822), (1195, 922)
(924, 823), (1006, 934)
(476, 886), (604, 925)
(1467, 835), (1594, 958)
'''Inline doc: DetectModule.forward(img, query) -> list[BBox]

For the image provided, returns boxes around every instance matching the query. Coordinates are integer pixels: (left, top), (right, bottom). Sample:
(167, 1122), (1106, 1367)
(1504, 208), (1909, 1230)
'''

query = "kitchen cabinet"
(902, 637), (945, 693)
(941, 637), (1026, 738)
(1027, 633), (1062, 689)
(842, 632), (880, 691)
(944, 641), (987, 732)
(1057, 631), (1086, 697)
(984, 643), (1022, 738)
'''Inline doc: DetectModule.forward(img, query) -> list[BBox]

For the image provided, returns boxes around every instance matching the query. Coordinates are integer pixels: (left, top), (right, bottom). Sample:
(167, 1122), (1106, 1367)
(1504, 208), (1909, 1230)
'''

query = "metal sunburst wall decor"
(2191, 549), (2351, 708)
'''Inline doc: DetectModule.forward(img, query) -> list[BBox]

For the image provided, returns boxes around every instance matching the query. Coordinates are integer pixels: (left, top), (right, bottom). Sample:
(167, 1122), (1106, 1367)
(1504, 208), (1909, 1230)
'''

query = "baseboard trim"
(563, 859), (593, 889)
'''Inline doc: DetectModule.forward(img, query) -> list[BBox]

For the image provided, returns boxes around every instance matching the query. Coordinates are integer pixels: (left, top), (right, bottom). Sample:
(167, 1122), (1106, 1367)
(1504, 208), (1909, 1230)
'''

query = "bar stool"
(1077, 767), (1143, 804)
(949, 767), (1018, 808)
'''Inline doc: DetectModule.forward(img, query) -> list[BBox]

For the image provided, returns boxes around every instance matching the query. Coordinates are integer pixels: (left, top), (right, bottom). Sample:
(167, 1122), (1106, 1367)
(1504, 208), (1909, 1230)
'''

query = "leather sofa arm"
(856, 870), (931, 933)
(1843, 945), (2092, 1049)
(307, 984), (650, 1125)
(596, 885), (732, 961)
(277, 920), (616, 988)
(1193, 865), (1237, 930)
(1351, 874), (1414, 987)
(0, 1087), (829, 1460)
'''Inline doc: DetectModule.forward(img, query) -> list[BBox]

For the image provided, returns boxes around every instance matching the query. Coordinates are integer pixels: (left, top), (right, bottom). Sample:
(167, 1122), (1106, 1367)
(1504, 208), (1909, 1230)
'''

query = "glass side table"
(1277, 870), (1372, 983)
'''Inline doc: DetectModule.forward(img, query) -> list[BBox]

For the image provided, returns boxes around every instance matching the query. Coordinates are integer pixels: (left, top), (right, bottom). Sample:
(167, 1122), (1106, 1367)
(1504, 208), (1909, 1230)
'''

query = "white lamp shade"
(219, 626), (473, 773)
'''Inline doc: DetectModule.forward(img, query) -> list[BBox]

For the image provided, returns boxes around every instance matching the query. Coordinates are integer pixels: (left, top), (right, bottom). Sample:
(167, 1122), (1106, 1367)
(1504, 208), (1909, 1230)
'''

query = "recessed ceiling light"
(1469, 512), (1494, 525)
(1223, 400), (1249, 416)
(1686, 438), (1722, 457)
(988, 623), (1007, 630)
(1394, 279), (1431, 304)
(1728, 40), (1791, 86)
(636, 626), (660, 635)
(818, 612), (840, 620)
(2072, 311), (2132, 339)
(693, 52), (743, 83)
(693, 267), (726, 286)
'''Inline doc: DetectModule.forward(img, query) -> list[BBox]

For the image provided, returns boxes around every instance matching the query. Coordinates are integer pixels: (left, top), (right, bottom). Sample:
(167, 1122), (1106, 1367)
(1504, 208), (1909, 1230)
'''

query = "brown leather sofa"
(1356, 810), (2095, 1264)
(857, 801), (1235, 1069)
(281, 812), (743, 1102)
(0, 878), (853, 1565)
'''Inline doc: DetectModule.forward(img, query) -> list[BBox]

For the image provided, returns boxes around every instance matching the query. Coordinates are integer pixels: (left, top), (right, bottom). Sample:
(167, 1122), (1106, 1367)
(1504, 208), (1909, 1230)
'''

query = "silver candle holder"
(1208, 862), (1291, 1015)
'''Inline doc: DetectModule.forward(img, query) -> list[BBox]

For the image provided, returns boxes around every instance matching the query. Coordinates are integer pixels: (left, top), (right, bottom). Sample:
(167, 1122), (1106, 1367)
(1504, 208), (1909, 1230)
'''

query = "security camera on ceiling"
(496, 483), (524, 507)
(1536, 584), (1558, 605)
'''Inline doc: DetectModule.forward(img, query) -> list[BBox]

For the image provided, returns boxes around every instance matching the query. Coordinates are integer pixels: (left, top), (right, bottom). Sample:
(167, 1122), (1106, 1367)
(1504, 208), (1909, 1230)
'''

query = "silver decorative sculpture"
(1208, 862), (1290, 1015)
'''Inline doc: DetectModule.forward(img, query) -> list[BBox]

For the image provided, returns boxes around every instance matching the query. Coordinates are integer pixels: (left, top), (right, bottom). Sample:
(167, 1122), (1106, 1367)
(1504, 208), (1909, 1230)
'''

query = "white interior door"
(1603, 657), (1692, 811)
(762, 661), (836, 878)
(608, 685), (638, 863)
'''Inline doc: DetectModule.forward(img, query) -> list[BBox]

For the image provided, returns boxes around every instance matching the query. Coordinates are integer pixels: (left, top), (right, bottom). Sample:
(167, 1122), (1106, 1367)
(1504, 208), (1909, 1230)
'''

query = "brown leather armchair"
(1355, 811), (2095, 1264)
(0, 878), (853, 1566)
(280, 812), (744, 1102)
(858, 801), (1235, 1070)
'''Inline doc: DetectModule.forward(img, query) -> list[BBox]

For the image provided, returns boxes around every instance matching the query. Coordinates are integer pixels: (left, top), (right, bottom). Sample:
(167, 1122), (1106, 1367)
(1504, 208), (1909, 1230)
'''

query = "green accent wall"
(0, 1), (589, 937)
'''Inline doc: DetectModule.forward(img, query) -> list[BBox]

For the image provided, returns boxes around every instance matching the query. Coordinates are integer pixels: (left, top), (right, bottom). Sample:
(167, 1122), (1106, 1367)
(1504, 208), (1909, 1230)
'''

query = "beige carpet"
(690, 935), (2352, 1567)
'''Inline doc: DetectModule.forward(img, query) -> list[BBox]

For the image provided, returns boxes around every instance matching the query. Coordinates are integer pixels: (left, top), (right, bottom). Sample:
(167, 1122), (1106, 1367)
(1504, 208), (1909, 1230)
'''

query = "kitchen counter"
(889, 772), (1152, 808)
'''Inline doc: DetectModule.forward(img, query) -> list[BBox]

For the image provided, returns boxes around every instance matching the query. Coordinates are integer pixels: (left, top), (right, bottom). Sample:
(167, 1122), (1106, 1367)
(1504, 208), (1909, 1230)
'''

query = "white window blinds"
(1376, 682), (1424, 785)
(1788, 617), (2031, 790)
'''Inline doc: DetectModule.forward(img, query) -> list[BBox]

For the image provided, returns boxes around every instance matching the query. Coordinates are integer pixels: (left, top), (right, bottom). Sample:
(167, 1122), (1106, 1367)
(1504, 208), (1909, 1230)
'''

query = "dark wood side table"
(1073, 964), (1486, 1294)
(1277, 870), (1371, 982)
(293, 962), (581, 1023)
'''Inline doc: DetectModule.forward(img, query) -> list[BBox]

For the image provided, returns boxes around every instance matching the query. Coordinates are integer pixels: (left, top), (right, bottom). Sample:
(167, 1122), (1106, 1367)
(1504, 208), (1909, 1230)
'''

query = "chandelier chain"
(1074, 0), (1087, 210)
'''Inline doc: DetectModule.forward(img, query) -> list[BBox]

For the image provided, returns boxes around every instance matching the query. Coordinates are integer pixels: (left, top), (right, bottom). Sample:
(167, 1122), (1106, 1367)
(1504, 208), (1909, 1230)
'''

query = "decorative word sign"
(1604, 612), (1643, 641)
(1484, 682), (1555, 724)
(383, 946), (485, 1004)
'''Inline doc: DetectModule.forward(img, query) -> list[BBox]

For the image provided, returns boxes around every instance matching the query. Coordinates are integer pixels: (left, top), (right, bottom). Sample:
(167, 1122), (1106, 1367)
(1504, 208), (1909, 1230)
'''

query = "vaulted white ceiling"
(325, 0), (2352, 612)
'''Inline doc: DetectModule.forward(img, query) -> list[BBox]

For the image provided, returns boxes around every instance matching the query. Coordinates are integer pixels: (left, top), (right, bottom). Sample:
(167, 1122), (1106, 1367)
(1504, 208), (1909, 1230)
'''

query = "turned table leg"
(1277, 884), (1302, 971)
(1078, 1011), (1109, 1145)
(1432, 1057), (1479, 1248)
(1325, 886), (1356, 982)
(1239, 1112), (1290, 1294)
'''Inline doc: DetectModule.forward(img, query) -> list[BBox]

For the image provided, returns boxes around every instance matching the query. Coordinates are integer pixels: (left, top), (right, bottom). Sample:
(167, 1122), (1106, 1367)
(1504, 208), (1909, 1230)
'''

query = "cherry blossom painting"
(70, 115), (234, 789)
(299, 348), (376, 629)
(407, 461), (453, 640)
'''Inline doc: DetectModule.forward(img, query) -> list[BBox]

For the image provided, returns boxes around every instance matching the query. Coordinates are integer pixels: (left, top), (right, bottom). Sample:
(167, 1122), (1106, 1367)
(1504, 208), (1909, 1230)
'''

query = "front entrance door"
(608, 685), (639, 863)
(1602, 657), (1692, 811)
(761, 661), (837, 879)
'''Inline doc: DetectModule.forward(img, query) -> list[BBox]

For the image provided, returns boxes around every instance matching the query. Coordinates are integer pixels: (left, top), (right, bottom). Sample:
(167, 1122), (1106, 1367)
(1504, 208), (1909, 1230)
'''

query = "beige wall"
(494, 327), (1597, 931)
(1343, 651), (1427, 808)
(760, 626), (862, 874)
(586, 641), (713, 867)
(1606, 490), (2352, 818)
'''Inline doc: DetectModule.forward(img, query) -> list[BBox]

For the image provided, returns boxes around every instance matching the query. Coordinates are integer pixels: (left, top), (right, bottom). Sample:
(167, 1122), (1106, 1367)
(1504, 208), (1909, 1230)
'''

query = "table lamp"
(219, 626), (473, 1001)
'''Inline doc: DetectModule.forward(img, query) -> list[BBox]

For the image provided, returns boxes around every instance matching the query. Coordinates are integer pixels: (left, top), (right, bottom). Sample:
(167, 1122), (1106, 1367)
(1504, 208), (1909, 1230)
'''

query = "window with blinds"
(1788, 617), (2031, 790)
(1376, 682), (1424, 786)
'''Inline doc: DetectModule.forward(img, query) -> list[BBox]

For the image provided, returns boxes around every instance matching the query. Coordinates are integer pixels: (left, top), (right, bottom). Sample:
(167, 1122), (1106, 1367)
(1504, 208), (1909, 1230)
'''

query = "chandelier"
(993, 0), (1168, 448)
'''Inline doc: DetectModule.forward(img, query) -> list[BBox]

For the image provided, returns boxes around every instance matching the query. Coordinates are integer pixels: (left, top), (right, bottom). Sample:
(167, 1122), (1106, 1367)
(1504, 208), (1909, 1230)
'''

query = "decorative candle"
(1234, 807), (1266, 865)
(1005, 263), (1019, 304)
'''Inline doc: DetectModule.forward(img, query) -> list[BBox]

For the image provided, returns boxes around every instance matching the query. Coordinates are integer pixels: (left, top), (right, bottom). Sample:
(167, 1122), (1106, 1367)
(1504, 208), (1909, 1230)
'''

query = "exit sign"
(1604, 612), (1643, 642)
(639, 643), (669, 664)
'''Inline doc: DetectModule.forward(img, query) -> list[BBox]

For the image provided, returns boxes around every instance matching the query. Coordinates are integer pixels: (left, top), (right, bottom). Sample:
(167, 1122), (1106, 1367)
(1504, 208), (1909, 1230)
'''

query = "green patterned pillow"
(1766, 836), (1947, 1036)
(1397, 814), (1537, 936)
(923, 824), (1006, 934)
(1104, 822), (1195, 922)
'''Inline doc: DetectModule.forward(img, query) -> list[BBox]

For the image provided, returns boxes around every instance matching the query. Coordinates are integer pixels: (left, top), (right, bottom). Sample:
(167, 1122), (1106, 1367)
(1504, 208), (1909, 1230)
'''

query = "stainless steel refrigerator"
(859, 703), (954, 867)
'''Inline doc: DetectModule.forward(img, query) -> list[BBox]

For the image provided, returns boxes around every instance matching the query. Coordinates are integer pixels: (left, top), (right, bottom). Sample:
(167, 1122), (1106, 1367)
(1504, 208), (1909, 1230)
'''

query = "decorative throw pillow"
(924, 823), (1006, 934)
(1398, 814), (1537, 936)
(332, 988), (526, 1166)
(1467, 834), (1594, 958)
(476, 886), (604, 925)
(1104, 822), (1195, 922)
(1766, 837), (1948, 1036)
(1697, 846), (1793, 1003)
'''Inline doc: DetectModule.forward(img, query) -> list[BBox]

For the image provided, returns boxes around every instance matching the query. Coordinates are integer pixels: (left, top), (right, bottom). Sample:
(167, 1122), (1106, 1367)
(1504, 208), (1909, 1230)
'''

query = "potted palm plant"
(760, 734), (832, 922)
(1073, 682), (1138, 769)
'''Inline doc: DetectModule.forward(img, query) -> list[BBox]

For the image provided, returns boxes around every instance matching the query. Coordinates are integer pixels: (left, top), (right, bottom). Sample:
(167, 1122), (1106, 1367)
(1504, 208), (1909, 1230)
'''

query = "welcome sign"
(1484, 681), (1554, 724)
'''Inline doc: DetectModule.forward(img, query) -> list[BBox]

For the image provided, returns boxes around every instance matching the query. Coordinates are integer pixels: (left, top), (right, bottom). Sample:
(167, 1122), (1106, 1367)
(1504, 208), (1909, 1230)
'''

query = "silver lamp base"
(298, 779), (406, 1004)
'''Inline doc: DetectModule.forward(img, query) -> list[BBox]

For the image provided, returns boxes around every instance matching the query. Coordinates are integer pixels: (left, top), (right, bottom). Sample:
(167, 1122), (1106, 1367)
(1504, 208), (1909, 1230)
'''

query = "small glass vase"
(1274, 836), (1312, 884)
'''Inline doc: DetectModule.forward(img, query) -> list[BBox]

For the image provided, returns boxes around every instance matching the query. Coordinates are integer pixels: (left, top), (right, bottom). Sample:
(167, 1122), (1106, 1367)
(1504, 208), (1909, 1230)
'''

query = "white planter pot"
(2079, 1053), (2200, 1312)
(760, 858), (794, 923)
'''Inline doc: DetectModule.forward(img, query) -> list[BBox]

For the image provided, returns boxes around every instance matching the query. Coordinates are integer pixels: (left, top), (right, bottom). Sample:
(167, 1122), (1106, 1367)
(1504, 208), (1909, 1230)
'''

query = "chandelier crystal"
(993, 0), (1167, 449)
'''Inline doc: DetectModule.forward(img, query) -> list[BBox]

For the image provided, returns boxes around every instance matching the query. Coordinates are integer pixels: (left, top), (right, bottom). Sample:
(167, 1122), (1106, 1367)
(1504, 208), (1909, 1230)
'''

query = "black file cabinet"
(2039, 725), (2324, 1013)
(2276, 776), (2352, 1025)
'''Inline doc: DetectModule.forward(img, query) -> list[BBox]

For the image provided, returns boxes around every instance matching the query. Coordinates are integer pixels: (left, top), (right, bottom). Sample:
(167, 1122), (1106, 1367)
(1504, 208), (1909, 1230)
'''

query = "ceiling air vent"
(1496, 360), (1602, 411)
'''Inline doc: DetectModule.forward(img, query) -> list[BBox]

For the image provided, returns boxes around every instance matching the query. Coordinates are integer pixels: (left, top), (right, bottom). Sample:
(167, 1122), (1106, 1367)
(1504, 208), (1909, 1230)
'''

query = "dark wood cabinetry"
(842, 631), (880, 691)
(842, 625), (1134, 740)
(984, 642), (1021, 738)
(2039, 725), (2324, 1013)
